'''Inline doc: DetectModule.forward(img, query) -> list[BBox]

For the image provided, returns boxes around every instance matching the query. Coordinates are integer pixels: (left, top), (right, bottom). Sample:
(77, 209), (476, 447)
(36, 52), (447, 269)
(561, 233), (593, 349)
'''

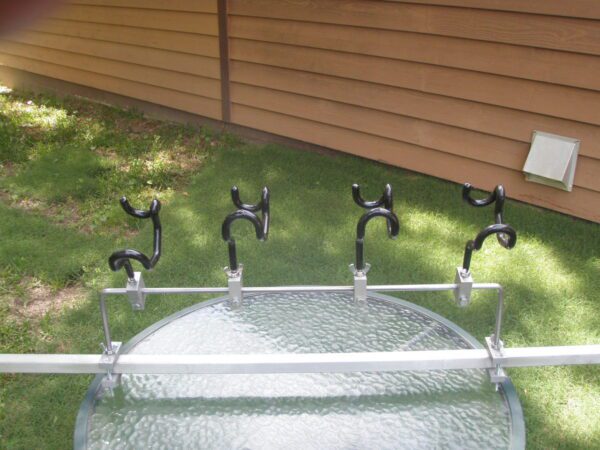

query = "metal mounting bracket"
(126, 272), (146, 310)
(485, 336), (509, 388)
(100, 341), (122, 390)
(350, 263), (370, 303)
(224, 264), (243, 307)
(454, 267), (473, 307)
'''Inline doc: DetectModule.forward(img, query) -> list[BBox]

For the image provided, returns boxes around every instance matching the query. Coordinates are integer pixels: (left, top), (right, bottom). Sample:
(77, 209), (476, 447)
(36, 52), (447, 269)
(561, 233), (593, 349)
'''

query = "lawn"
(0, 85), (599, 449)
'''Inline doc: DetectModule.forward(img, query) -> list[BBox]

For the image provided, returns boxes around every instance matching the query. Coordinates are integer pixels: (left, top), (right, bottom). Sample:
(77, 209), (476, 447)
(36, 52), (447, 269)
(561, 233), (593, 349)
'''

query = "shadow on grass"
(0, 203), (113, 286)
(6, 142), (109, 202)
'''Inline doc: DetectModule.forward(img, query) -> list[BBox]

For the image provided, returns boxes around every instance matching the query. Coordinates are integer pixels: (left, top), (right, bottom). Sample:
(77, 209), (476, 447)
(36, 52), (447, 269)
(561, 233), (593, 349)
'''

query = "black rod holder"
(108, 197), (162, 280)
(352, 183), (399, 271)
(352, 183), (394, 237)
(352, 183), (393, 210)
(355, 208), (400, 271)
(221, 186), (270, 272)
(462, 223), (517, 273)
(460, 183), (517, 273)
(462, 183), (511, 248)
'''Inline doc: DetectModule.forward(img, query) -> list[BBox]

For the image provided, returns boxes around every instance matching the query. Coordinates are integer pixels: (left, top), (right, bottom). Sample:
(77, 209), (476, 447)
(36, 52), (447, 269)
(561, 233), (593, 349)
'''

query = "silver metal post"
(99, 293), (113, 354)
(493, 286), (504, 348)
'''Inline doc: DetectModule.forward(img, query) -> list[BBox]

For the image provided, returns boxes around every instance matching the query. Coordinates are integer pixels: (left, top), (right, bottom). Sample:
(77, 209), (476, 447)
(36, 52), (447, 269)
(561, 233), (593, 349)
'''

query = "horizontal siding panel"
(2, 0), (597, 220)
(229, 0), (600, 55)
(230, 62), (600, 160)
(230, 39), (600, 126)
(0, 54), (221, 119)
(231, 103), (600, 222)
(10, 31), (220, 79)
(71, 0), (218, 13)
(231, 82), (522, 168)
(0, 43), (221, 100)
(387, 0), (600, 20)
(55, 5), (219, 36)
(230, 16), (600, 91)
(37, 19), (219, 57)
(230, 82), (600, 193)
(578, 158), (600, 194)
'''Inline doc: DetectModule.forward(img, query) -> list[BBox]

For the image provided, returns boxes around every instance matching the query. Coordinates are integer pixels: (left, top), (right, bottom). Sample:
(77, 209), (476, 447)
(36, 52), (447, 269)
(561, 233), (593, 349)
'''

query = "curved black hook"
(462, 223), (517, 273)
(355, 208), (400, 271)
(222, 186), (270, 272)
(352, 183), (393, 210)
(108, 197), (162, 279)
(462, 183), (509, 247)
(352, 183), (395, 237)
(231, 186), (270, 237)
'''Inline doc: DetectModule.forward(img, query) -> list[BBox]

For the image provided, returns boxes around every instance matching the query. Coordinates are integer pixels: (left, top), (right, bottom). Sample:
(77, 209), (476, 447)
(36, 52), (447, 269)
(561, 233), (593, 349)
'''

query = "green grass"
(0, 85), (599, 449)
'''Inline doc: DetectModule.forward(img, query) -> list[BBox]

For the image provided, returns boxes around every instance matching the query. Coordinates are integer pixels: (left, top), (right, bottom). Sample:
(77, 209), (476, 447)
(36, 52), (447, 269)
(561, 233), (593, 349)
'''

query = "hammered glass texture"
(86, 292), (512, 449)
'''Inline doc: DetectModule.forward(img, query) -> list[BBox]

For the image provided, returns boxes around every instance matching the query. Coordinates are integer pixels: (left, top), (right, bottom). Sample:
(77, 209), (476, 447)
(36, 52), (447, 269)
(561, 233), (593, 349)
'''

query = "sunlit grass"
(0, 85), (598, 449)
(0, 86), (215, 232)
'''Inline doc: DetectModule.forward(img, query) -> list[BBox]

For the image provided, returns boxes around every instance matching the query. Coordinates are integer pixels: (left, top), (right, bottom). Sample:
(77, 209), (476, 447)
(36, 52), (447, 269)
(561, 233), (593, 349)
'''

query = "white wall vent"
(523, 131), (580, 192)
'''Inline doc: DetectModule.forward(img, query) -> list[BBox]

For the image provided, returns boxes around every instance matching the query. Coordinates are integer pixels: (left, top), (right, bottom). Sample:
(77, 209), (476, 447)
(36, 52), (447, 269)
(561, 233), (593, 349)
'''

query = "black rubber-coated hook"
(352, 183), (393, 210)
(222, 186), (270, 272)
(462, 183), (510, 248)
(355, 208), (400, 271)
(462, 223), (517, 273)
(352, 183), (394, 238)
(352, 183), (395, 238)
(352, 183), (399, 272)
(108, 197), (162, 280)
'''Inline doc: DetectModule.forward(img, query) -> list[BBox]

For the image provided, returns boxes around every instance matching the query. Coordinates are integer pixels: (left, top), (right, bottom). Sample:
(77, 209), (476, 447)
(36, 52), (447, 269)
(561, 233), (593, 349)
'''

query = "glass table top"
(78, 291), (523, 450)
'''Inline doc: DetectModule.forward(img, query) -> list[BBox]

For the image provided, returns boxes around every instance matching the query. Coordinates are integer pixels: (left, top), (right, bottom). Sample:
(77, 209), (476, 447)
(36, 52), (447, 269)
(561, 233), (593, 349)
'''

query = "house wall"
(0, 0), (222, 119)
(1, 0), (600, 221)
(226, 0), (600, 222)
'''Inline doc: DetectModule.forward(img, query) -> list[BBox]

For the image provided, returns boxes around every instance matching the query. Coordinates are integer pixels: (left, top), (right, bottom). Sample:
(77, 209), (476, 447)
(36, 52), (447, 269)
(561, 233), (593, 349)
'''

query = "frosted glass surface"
(86, 292), (513, 449)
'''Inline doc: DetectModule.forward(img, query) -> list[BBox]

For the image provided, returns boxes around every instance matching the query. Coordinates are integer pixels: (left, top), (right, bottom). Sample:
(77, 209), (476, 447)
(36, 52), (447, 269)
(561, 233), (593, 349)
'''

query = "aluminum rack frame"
(2, 278), (599, 389)
(1, 182), (599, 387)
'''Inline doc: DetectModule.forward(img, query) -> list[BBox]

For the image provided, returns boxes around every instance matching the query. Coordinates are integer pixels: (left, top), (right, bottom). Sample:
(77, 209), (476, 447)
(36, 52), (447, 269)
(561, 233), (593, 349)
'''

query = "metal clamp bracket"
(454, 266), (473, 307)
(349, 263), (370, 303)
(100, 341), (122, 390)
(485, 336), (509, 387)
(224, 264), (243, 307)
(126, 271), (146, 310)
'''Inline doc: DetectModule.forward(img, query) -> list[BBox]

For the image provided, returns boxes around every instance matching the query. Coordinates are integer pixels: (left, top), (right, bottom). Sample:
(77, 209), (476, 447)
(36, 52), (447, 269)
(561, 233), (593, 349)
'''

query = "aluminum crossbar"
(99, 283), (505, 355)
(101, 283), (502, 296)
(2, 345), (599, 375)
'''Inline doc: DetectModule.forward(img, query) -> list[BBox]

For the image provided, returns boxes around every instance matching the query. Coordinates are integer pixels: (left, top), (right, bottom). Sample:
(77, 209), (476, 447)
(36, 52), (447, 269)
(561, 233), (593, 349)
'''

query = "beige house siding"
(2, 0), (599, 221)
(0, 0), (221, 119)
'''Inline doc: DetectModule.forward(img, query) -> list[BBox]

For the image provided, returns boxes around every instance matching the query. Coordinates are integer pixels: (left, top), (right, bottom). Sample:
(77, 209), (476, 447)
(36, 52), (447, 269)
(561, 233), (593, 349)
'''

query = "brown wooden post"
(217, 0), (231, 123)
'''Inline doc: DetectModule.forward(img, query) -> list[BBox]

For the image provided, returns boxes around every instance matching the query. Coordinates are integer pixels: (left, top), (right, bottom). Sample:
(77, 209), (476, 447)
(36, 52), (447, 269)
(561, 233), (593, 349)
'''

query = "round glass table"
(75, 291), (524, 449)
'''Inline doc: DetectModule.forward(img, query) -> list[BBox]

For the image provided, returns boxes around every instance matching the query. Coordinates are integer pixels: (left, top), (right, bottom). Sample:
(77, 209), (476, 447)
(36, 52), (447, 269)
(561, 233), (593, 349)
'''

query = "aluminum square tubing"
(1, 345), (599, 375)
